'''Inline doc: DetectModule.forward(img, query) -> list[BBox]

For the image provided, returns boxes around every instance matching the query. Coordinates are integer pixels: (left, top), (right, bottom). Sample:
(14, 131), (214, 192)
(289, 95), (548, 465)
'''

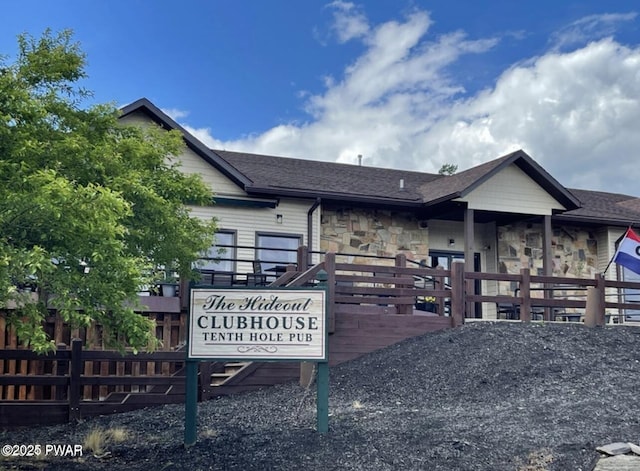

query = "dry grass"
(83, 427), (131, 457)
(106, 427), (129, 443)
(83, 428), (108, 456)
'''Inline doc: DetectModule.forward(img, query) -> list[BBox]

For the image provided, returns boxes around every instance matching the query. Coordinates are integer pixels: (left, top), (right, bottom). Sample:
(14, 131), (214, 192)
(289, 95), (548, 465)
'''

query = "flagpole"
(603, 226), (632, 275)
(603, 255), (616, 276)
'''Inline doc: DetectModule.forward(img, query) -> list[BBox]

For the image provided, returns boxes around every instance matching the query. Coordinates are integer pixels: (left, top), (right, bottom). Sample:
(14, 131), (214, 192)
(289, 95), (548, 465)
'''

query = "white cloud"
(173, 7), (640, 195)
(326, 1), (370, 43)
(182, 125), (226, 149)
(550, 12), (637, 51)
(420, 38), (640, 193)
(161, 107), (190, 121)
(208, 10), (498, 166)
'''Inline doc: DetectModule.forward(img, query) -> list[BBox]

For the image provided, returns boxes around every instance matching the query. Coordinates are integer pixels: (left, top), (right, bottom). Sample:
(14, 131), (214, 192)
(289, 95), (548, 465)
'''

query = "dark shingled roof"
(216, 148), (581, 211)
(119, 98), (640, 227)
(215, 148), (640, 225)
(560, 189), (640, 225)
(214, 150), (439, 205)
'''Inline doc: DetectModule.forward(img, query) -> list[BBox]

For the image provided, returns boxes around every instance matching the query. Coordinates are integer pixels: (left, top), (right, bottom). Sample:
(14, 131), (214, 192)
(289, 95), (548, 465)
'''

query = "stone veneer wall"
(497, 222), (598, 292)
(320, 207), (429, 264)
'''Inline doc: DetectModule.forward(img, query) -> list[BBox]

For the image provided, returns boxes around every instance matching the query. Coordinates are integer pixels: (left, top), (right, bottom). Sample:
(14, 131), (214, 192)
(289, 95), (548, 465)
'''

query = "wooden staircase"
(210, 362), (252, 386)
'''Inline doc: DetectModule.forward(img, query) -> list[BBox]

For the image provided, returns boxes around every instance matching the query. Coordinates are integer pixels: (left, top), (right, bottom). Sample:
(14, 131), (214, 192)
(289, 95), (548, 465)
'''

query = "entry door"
(428, 251), (482, 318)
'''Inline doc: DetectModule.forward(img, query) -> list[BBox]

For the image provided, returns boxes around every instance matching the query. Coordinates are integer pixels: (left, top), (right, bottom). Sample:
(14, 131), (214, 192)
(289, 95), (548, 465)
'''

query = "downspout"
(307, 198), (322, 266)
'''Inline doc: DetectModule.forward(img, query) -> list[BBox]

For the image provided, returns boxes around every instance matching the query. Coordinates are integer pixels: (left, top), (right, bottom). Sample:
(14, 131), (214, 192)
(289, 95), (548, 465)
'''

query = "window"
(256, 233), (302, 271)
(200, 230), (236, 272)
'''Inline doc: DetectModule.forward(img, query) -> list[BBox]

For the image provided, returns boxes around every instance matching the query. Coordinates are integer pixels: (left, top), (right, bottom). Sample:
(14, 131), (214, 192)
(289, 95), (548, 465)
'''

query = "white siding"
(427, 220), (465, 251)
(121, 110), (320, 268)
(189, 198), (319, 273)
(118, 112), (149, 128)
(456, 165), (566, 215)
(122, 109), (322, 272)
(477, 221), (498, 319)
(599, 227), (626, 281)
(479, 221), (498, 274)
(120, 111), (244, 196)
(177, 147), (244, 196)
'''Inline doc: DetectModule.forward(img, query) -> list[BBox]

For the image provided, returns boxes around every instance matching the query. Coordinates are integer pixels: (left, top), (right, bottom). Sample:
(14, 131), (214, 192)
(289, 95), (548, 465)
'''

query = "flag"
(614, 228), (640, 275)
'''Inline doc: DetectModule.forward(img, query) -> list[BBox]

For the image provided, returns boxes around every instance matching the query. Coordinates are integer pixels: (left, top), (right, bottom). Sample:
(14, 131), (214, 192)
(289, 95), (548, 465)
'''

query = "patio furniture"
(247, 260), (268, 286)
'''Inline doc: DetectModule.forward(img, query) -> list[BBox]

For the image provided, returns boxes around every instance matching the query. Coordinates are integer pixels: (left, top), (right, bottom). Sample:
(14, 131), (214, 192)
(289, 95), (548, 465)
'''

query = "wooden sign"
(188, 289), (327, 361)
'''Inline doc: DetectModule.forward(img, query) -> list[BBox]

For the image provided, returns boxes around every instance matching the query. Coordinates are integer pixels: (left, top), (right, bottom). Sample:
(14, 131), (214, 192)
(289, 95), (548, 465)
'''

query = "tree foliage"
(438, 163), (458, 175)
(0, 30), (217, 352)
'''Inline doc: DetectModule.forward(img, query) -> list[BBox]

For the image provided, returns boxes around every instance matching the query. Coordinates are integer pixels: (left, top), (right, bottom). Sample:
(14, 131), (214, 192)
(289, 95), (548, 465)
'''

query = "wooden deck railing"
(463, 268), (639, 324)
(3, 247), (640, 426)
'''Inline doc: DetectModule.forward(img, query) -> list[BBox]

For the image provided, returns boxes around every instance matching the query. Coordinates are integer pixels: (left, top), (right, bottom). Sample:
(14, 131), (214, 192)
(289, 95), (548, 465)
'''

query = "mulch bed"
(2, 321), (640, 470)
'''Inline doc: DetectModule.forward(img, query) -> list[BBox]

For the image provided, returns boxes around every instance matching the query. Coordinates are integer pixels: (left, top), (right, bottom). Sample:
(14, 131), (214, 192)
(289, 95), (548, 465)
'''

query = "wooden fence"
(0, 311), (187, 402)
(0, 339), (186, 427)
(2, 249), (640, 426)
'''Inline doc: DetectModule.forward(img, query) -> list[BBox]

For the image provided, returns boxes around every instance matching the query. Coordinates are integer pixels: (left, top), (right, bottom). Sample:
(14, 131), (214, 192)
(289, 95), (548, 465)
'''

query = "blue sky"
(2, 1), (640, 195)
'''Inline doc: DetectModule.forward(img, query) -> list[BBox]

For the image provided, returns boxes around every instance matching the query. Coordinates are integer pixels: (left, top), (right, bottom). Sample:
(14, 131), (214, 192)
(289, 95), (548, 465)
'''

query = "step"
(210, 373), (233, 386)
(208, 361), (252, 386)
(224, 362), (249, 374)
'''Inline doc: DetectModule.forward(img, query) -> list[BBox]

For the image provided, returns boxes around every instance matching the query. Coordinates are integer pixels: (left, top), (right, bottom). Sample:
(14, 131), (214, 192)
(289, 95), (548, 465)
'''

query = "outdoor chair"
(497, 302), (518, 320)
(247, 260), (268, 286)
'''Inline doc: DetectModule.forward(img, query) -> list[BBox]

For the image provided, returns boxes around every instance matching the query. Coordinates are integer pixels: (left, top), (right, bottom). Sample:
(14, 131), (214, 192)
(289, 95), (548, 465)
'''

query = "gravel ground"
(3, 321), (640, 471)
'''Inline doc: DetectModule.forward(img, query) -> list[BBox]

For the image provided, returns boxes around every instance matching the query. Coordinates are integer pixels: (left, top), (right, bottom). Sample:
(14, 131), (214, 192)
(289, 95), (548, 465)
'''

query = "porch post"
(520, 268), (531, 322)
(464, 208), (475, 318)
(395, 254), (412, 314)
(542, 215), (553, 321)
(297, 246), (309, 271)
(451, 261), (465, 327)
(325, 252), (336, 333)
(595, 273), (606, 326)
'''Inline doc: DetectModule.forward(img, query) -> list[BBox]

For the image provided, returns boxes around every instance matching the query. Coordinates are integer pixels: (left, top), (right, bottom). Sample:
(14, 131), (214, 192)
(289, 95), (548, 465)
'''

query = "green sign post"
(184, 271), (329, 447)
(316, 362), (329, 433)
(184, 359), (199, 446)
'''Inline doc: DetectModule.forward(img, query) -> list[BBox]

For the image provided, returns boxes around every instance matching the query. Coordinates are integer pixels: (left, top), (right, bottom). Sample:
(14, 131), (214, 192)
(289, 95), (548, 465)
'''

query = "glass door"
(428, 250), (481, 318)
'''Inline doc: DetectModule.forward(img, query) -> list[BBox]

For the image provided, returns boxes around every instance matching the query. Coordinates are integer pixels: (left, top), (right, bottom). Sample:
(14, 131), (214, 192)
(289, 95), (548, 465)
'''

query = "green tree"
(0, 30), (217, 352)
(438, 163), (458, 175)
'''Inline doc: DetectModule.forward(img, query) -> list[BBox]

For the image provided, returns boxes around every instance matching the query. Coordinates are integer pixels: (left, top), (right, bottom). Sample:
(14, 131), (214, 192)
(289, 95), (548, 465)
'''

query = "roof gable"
(456, 164), (567, 215)
(417, 150), (580, 210)
(119, 98), (251, 189)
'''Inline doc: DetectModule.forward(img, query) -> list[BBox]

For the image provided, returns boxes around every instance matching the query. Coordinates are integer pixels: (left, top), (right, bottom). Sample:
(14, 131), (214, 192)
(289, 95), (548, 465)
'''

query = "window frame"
(201, 229), (237, 273)
(255, 231), (303, 271)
